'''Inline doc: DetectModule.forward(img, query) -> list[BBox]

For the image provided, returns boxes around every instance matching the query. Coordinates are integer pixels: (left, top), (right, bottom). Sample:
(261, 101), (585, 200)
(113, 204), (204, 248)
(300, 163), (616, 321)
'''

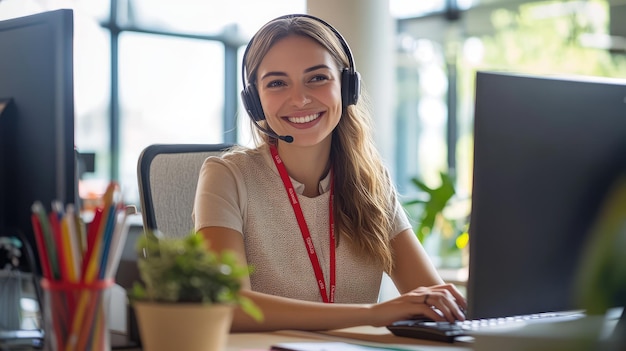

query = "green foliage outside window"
(475, 1), (626, 78)
(407, 0), (626, 269)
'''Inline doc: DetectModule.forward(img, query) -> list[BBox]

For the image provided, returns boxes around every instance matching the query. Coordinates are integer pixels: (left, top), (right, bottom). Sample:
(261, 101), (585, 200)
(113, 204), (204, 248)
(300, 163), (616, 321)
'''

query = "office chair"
(136, 143), (234, 238)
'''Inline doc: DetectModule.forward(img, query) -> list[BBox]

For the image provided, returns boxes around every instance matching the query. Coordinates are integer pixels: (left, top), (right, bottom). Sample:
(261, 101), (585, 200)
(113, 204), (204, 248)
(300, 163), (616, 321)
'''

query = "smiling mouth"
(286, 113), (321, 124)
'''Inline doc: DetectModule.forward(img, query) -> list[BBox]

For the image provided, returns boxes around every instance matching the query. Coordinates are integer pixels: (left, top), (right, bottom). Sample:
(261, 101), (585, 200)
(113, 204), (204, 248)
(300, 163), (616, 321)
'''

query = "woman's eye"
(310, 75), (329, 83)
(267, 80), (285, 88)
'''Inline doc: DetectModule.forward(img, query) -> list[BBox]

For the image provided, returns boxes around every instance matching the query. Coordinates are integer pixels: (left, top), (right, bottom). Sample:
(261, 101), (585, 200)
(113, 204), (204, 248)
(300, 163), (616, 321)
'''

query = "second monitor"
(467, 71), (626, 319)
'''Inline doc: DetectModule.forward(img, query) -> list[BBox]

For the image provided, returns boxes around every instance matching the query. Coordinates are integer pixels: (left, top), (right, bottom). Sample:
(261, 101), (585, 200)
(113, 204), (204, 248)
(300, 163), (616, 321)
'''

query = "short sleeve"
(391, 195), (413, 239)
(193, 156), (246, 235)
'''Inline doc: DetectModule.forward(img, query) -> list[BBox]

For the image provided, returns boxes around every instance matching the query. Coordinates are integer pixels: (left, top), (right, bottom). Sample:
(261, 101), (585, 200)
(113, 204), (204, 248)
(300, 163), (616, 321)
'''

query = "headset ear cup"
(241, 83), (265, 121)
(341, 69), (361, 108)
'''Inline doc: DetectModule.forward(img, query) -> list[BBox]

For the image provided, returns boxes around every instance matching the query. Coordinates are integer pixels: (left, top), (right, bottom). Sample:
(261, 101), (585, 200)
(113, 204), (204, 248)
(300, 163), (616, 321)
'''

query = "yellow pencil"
(60, 215), (77, 282)
(65, 204), (82, 281)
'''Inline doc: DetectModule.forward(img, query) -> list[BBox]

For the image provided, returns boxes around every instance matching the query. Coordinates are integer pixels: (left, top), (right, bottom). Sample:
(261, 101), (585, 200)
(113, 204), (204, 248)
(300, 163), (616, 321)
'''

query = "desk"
(200, 317), (623, 351)
(118, 311), (624, 351)
(116, 326), (472, 351)
(10, 317), (621, 351)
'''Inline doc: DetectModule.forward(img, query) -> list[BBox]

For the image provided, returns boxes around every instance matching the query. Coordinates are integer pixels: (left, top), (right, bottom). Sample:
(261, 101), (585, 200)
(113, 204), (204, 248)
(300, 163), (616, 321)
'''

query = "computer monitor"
(0, 9), (75, 276)
(467, 71), (626, 319)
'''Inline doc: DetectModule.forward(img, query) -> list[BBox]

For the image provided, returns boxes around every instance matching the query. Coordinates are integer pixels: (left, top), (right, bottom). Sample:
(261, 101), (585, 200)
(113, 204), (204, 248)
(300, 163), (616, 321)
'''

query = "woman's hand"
(369, 283), (467, 326)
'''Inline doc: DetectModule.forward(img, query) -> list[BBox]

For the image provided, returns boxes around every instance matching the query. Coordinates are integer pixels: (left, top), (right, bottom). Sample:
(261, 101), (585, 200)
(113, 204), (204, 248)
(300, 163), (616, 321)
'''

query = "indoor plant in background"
(129, 232), (262, 351)
(403, 171), (470, 269)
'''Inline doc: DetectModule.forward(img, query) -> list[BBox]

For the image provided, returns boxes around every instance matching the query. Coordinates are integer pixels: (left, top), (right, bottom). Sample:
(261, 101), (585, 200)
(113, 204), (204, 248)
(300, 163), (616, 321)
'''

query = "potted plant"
(129, 232), (262, 351)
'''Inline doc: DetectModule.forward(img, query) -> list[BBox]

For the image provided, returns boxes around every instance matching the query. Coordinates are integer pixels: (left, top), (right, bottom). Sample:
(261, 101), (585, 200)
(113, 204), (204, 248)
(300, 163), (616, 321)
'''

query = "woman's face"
(255, 35), (342, 147)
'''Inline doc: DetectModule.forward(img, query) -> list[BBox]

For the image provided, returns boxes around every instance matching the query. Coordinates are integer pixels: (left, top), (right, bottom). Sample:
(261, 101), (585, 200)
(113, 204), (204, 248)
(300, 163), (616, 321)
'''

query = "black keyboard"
(387, 311), (586, 343)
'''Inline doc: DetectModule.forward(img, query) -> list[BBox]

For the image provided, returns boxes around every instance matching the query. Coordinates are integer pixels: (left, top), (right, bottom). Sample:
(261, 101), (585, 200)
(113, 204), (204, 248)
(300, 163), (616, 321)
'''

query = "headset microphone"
(250, 117), (294, 143)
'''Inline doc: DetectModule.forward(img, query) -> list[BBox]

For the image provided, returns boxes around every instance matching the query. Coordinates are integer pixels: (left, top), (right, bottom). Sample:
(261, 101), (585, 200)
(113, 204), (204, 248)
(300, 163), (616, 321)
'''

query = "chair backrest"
(137, 143), (234, 238)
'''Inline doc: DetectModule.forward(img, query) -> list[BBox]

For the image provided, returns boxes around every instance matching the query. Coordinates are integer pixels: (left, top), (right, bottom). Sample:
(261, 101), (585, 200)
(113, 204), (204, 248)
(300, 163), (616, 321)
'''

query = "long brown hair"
(244, 15), (397, 273)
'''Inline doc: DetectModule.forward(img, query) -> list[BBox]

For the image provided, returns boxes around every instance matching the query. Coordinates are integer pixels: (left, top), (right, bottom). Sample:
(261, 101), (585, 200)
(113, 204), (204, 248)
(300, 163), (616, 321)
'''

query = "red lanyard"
(270, 145), (336, 303)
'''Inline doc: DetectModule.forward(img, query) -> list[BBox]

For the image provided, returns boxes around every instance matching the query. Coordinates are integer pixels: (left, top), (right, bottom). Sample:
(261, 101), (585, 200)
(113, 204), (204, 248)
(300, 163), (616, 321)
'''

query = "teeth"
(287, 113), (320, 124)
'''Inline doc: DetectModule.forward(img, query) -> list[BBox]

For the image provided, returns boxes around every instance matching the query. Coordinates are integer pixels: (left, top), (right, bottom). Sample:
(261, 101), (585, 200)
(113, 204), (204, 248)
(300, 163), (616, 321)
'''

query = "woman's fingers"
(420, 290), (465, 322)
(441, 283), (468, 311)
(411, 284), (466, 322)
(375, 284), (467, 326)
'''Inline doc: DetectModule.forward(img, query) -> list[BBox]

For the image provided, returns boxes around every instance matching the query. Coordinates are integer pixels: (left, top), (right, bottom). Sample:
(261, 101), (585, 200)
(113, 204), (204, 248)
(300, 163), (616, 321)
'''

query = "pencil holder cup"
(41, 278), (113, 351)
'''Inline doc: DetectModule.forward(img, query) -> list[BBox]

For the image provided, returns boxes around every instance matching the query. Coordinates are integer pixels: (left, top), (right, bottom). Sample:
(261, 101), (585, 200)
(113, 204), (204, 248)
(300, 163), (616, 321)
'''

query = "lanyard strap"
(270, 145), (336, 303)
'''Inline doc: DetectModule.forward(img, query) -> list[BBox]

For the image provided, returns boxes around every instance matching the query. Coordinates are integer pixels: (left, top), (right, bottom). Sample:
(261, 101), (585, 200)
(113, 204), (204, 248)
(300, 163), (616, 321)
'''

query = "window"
(395, 0), (626, 269)
(0, 0), (305, 209)
(117, 33), (225, 204)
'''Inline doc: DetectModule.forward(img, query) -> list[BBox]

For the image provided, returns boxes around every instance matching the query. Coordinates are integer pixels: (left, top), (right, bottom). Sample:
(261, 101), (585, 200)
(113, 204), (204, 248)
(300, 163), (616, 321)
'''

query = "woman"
(193, 14), (466, 332)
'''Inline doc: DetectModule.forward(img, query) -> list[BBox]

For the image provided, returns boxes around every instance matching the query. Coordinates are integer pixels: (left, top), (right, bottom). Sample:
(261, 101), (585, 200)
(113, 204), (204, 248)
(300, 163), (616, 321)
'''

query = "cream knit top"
(193, 145), (412, 303)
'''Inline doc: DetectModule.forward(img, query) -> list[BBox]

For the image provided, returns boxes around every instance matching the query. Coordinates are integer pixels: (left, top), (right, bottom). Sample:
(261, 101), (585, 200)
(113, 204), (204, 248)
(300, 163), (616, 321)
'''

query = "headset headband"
(241, 13), (361, 123)
(241, 13), (357, 87)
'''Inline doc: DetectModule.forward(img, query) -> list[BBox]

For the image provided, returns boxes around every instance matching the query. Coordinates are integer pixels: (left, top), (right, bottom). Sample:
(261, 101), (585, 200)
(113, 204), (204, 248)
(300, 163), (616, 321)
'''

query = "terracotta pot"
(133, 302), (234, 351)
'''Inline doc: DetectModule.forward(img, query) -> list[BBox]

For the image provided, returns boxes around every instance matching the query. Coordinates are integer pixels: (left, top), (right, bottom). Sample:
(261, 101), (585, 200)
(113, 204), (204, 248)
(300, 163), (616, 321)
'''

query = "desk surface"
(115, 326), (471, 351)
(10, 316), (619, 351)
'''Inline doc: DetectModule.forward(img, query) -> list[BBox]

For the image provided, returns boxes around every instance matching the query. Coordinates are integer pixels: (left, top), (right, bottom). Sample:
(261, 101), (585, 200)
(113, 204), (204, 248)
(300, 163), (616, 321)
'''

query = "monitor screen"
(467, 71), (626, 319)
(0, 9), (76, 275)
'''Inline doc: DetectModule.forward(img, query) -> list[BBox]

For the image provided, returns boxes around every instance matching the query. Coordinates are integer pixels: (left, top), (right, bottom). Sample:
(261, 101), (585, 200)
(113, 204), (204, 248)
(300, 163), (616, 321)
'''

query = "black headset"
(240, 14), (361, 123)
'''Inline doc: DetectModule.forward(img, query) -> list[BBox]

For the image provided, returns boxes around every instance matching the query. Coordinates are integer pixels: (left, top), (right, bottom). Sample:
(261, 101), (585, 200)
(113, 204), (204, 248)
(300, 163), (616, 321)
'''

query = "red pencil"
(80, 207), (103, 282)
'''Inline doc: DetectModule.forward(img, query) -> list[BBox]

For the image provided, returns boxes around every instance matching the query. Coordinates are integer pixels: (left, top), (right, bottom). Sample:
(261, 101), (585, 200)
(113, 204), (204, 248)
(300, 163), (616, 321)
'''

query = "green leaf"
(407, 171), (456, 242)
(238, 295), (264, 322)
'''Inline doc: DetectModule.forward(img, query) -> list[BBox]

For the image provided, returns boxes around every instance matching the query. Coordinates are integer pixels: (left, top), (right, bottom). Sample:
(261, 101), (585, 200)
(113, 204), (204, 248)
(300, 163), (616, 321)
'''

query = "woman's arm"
(198, 226), (465, 332)
(389, 229), (445, 292)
